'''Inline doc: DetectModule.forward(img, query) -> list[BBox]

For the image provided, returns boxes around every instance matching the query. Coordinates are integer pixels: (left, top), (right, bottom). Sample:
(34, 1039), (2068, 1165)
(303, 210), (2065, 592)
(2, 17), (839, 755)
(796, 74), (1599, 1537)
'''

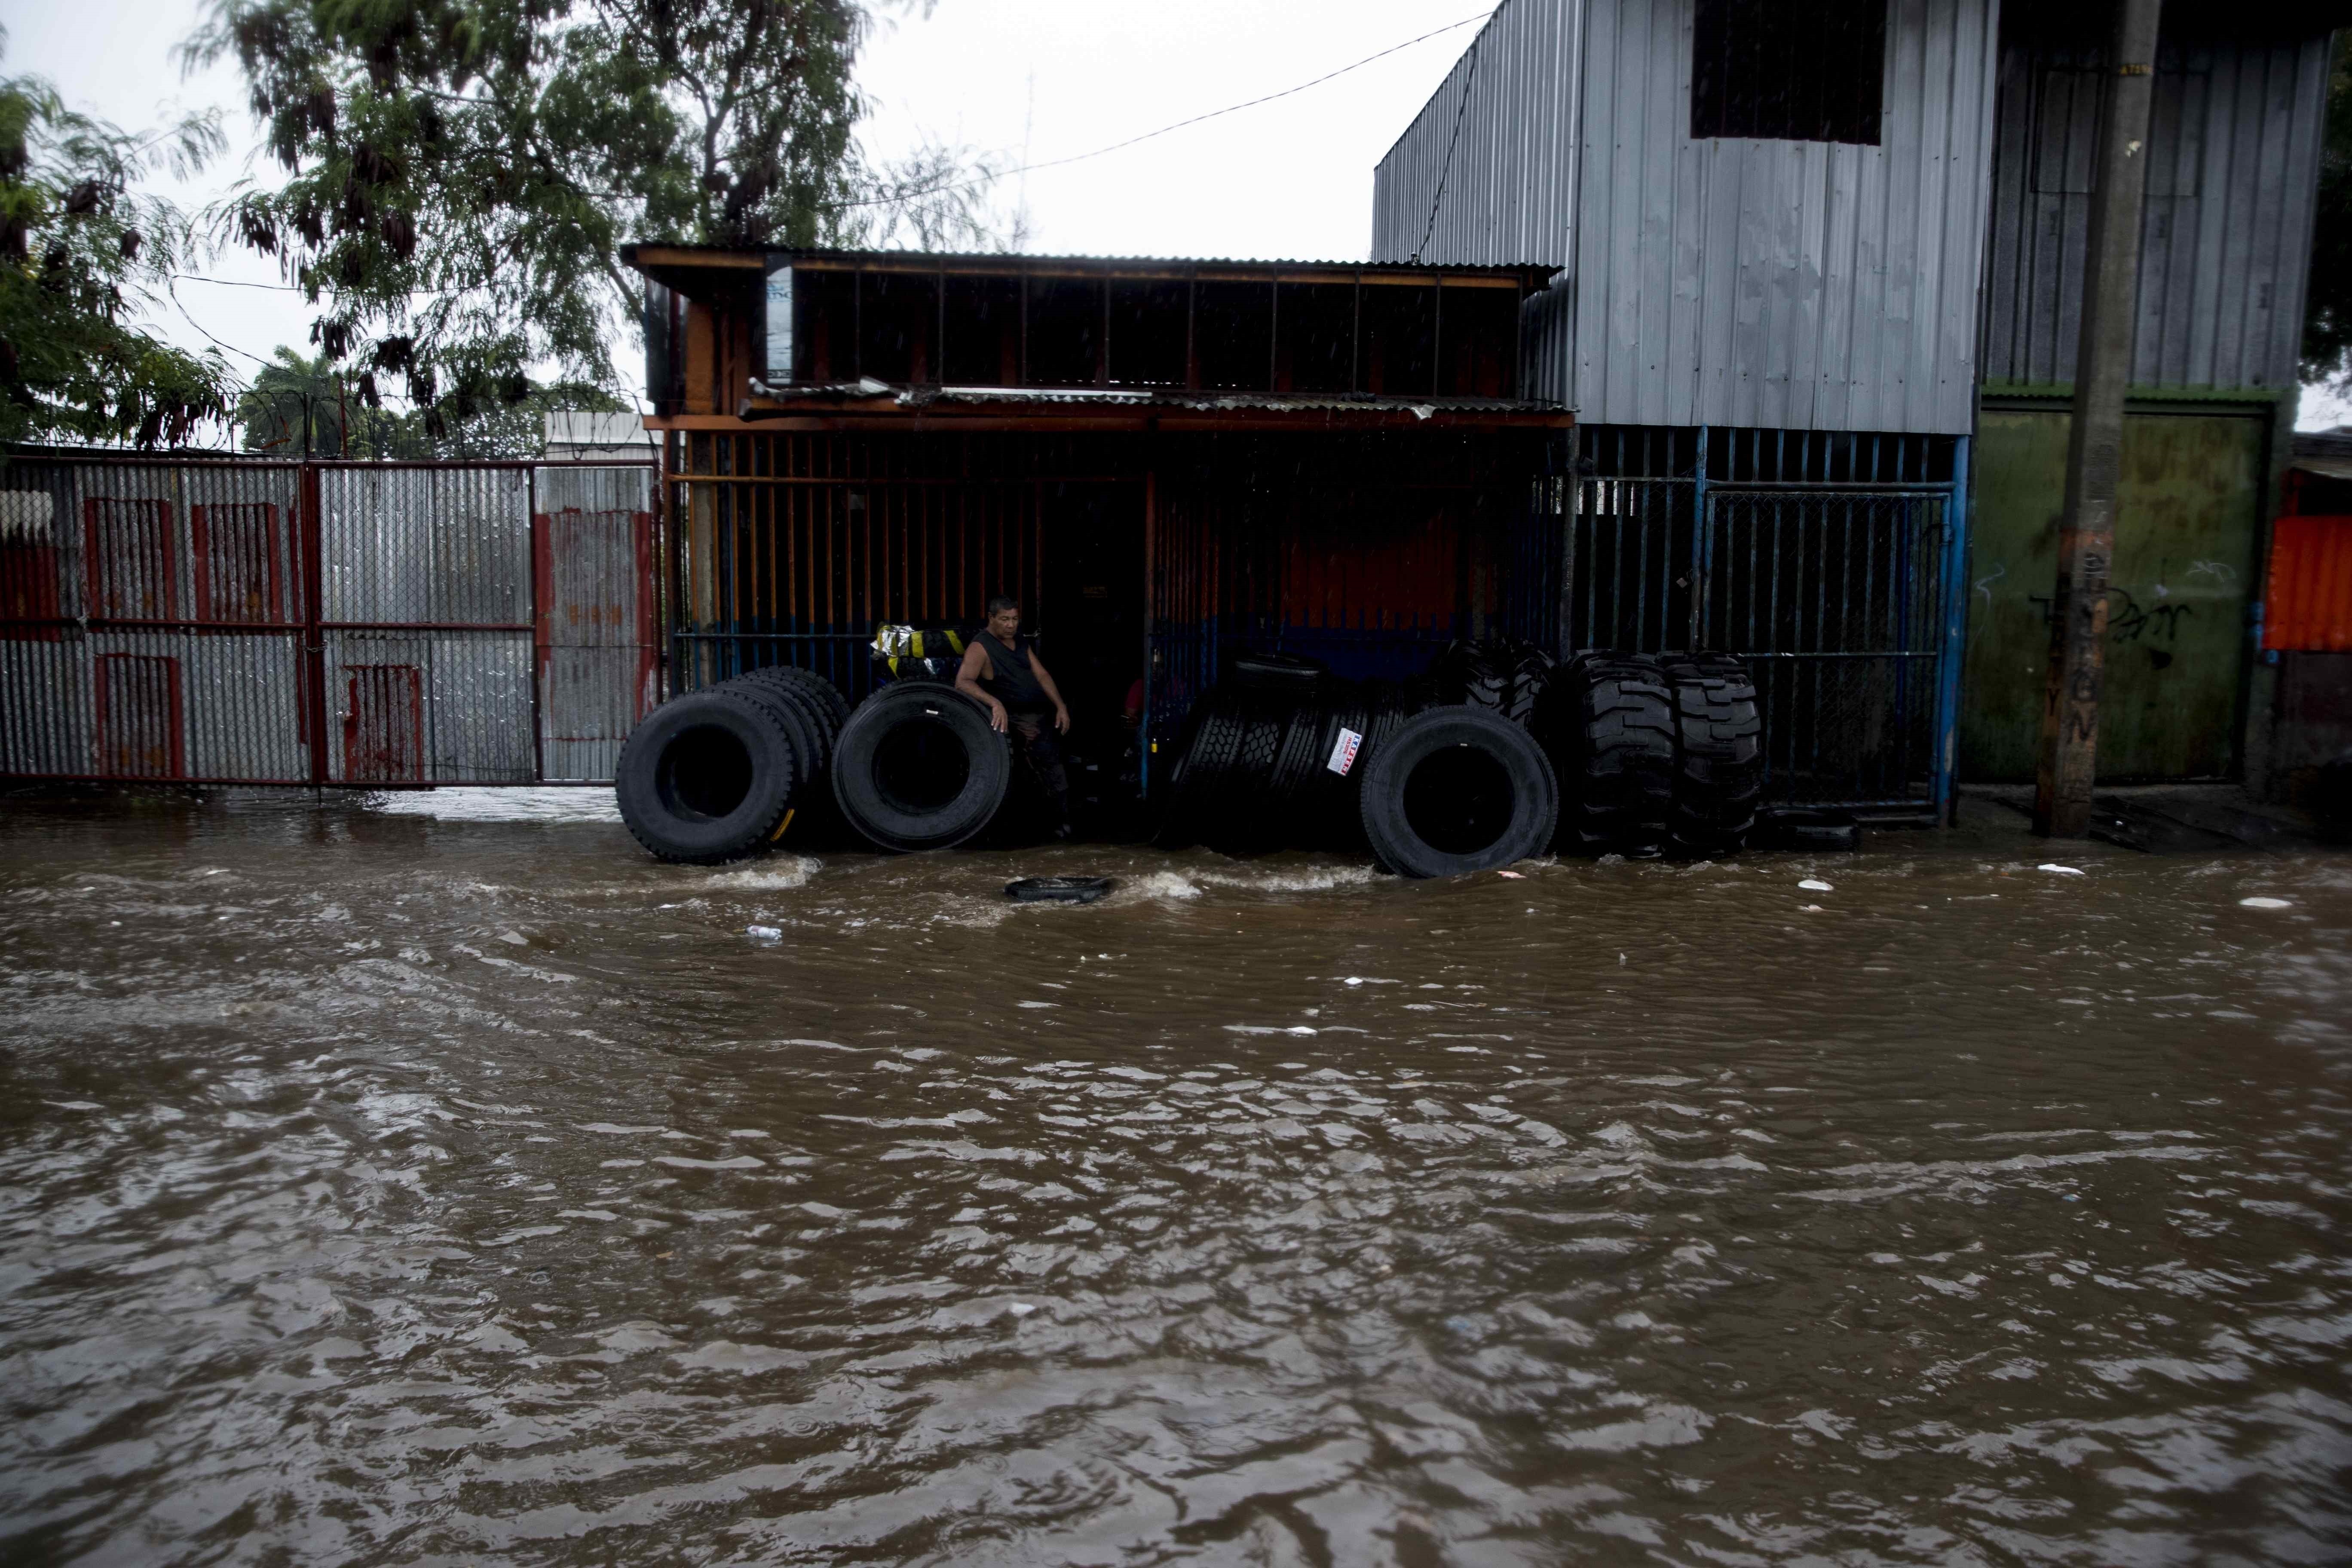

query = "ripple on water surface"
(0, 796), (2347, 1565)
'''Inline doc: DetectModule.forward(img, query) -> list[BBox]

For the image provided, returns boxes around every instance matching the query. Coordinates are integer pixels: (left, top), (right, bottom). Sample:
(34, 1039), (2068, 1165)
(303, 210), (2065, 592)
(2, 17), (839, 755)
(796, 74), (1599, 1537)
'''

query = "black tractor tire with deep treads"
(831, 683), (1012, 852)
(1357, 704), (1559, 878)
(1538, 652), (1674, 858)
(1658, 652), (1763, 857)
(615, 688), (805, 864)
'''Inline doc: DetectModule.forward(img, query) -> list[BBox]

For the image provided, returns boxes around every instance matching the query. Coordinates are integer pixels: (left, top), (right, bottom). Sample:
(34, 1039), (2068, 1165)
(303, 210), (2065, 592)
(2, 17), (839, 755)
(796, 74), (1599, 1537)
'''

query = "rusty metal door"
(1964, 408), (2264, 781)
(533, 467), (658, 781)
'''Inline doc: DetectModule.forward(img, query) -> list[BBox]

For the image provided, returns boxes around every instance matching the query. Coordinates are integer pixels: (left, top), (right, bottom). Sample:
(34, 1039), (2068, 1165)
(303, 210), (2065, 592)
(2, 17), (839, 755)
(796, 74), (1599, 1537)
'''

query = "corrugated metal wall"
(1368, 0), (1582, 269)
(1373, 0), (2003, 437)
(1, 461), (311, 782)
(1, 456), (657, 787)
(1980, 32), (2331, 391)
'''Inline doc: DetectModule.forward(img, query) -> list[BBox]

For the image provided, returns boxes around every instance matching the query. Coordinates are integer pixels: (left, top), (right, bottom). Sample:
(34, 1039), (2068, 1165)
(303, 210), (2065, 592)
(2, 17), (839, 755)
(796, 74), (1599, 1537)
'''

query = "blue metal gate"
(1565, 426), (1970, 820)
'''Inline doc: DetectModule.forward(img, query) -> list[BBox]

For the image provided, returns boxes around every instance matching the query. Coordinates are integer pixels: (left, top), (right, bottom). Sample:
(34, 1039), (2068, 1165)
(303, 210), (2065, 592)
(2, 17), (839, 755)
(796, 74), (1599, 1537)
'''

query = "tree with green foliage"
(237, 346), (364, 456)
(184, 0), (1002, 430)
(2303, 34), (2352, 399)
(0, 31), (237, 450)
(237, 345), (627, 458)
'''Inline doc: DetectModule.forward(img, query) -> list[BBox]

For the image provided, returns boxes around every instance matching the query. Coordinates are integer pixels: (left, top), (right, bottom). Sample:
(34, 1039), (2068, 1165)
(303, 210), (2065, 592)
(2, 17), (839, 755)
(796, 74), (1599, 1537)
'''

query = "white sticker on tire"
(1326, 728), (1363, 776)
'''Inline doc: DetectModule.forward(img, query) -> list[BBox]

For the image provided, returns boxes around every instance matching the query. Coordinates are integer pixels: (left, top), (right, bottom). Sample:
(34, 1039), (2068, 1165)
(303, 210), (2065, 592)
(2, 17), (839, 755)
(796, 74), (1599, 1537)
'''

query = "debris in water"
(2238, 897), (2291, 909)
(1799, 904), (1827, 913)
(2038, 864), (2085, 876)
(1799, 879), (1833, 891)
(1496, 870), (1525, 879)
(1007, 1302), (1036, 1317)
(746, 925), (782, 941)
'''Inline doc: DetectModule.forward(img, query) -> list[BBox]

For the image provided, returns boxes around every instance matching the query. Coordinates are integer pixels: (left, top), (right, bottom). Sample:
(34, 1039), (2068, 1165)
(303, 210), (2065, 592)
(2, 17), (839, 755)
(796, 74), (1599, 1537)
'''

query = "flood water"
(2, 789), (2348, 1566)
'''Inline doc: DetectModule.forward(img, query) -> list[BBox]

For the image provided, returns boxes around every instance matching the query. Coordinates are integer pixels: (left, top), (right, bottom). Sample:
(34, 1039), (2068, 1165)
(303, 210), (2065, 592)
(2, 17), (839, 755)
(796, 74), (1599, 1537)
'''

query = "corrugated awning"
(712, 380), (1572, 431)
(2289, 431), (2352, 481)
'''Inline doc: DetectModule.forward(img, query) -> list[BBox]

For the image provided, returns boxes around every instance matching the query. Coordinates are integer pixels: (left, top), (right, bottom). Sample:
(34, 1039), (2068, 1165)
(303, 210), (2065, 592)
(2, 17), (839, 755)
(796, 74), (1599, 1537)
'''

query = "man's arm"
(954, 642), (1008, 732)
(1027, 648), (1073, 734)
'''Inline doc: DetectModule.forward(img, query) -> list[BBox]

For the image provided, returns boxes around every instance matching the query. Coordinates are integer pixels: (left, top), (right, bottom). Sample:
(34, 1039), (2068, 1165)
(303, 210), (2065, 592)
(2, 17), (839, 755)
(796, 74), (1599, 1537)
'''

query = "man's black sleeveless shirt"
(980, 634), (1048, 711)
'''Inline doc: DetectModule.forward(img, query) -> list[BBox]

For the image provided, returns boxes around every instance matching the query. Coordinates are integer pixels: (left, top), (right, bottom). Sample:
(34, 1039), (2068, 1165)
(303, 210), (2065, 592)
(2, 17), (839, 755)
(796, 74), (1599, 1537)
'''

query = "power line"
(165, 280), (276, 368)
(170, 271), (305, 292)
(830, 9), (1496, 210)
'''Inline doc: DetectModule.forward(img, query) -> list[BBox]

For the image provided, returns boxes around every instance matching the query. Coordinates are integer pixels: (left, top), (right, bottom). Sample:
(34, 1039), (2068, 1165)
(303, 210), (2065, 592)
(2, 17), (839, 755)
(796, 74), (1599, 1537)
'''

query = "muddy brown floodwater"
(0, 790), (2348, 1566)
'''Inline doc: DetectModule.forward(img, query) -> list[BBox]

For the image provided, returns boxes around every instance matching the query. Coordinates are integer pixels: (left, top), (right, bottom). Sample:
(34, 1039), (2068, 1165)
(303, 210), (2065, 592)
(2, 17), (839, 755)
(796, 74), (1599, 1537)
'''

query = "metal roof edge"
(620, 242), (1551, 278)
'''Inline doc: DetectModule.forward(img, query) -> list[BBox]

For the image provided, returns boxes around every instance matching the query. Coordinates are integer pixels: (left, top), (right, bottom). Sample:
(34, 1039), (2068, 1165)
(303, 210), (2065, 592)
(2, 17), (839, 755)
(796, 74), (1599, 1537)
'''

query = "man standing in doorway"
(956, 594), (1073, 838)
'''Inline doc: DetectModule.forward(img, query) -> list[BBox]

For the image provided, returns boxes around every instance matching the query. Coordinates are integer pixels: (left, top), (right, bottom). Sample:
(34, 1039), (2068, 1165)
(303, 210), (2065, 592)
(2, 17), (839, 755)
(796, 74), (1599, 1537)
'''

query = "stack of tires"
(1152, 655), (1428, 855)
(1531, 650), (1763, 858)
(615, 667), (850, 864)
(1155, 651), (1561, 878)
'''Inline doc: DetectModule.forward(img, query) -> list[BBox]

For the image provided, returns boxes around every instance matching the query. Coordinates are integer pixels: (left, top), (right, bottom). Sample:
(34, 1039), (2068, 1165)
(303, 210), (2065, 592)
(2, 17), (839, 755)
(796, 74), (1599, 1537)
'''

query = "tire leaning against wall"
(1538, 652), (1675, 858)
(831, 683), (1013, 853)
(614, 688), (805, 864)
(1657, 652), (1764, 857)
(1357, 704), (1559, 879)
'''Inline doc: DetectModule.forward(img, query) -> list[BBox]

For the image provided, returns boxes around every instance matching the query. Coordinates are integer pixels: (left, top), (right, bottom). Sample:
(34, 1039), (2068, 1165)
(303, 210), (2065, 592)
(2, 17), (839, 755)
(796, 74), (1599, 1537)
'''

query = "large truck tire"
(831, 683), (1011, 852)
(1357, 704), (1559, 879)
(1540, 652), (1674, 858)
(615, 688), (805, 864)
(1659, 652), (1763, 857)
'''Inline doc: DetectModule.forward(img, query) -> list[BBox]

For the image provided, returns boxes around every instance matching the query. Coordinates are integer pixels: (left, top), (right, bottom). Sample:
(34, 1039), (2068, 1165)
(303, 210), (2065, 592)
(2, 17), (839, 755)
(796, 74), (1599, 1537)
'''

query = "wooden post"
(2034, 0), (2163, 836)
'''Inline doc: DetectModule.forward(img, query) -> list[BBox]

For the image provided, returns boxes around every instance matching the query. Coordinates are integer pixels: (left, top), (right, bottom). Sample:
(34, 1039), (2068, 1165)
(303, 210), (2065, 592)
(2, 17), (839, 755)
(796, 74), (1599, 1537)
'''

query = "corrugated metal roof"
(2291, 431), (2352, 481)
(623, 242), (1556, 277)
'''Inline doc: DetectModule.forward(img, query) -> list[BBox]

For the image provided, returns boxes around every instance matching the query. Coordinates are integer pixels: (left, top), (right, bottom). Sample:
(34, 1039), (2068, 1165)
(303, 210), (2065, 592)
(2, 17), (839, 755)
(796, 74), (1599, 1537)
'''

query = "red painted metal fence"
(0, 455), (659, 786)
(2263, 515), (2352, 652)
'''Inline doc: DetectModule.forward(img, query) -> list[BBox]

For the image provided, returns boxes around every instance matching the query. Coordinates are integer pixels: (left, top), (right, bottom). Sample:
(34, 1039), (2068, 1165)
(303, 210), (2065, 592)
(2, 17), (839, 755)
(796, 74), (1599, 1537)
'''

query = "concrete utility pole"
(2034, 0), (2163, 836)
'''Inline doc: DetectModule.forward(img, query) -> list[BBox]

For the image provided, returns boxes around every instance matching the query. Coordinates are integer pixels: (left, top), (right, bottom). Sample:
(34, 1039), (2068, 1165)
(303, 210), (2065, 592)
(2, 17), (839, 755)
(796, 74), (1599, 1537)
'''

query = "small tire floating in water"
(1005, 876), (1114, 904)
(1356, 704), (1559, 879)
(832, 683), (1012, 852)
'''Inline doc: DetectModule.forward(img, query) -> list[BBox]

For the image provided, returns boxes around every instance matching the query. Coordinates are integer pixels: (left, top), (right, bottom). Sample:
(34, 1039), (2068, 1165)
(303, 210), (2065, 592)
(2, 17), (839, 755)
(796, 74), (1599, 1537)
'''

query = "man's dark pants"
(1008, 710), (1069, 825)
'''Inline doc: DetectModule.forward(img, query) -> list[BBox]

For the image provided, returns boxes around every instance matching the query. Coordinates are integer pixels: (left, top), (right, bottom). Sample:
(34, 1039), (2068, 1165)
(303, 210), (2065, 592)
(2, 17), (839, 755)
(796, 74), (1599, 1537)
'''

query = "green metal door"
(1962, 407), (2265, 781)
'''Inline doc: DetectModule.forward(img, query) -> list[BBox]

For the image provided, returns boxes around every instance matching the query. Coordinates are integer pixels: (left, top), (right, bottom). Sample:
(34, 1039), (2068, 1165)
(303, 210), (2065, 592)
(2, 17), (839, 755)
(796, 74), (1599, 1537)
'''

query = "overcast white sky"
(6, 0), (2343, 428)
(1, 0), (1490, 386)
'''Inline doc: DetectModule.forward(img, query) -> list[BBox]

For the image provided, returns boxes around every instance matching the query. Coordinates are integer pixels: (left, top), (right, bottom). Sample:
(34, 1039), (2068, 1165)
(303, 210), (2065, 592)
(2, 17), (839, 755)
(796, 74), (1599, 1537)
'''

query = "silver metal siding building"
(1979, 31), (2332, 390)
(1374, 0), (2003, 436)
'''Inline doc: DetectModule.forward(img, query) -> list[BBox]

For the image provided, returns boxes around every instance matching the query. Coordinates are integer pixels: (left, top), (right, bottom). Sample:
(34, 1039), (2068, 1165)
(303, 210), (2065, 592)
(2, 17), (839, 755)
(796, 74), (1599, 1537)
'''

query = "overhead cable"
(830, 9), (1497, 210)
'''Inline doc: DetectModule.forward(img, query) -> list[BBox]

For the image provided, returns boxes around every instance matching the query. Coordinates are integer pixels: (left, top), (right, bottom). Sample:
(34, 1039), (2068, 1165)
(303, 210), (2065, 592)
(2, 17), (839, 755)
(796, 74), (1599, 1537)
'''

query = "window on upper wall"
(1691, 0), (1887, 146)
